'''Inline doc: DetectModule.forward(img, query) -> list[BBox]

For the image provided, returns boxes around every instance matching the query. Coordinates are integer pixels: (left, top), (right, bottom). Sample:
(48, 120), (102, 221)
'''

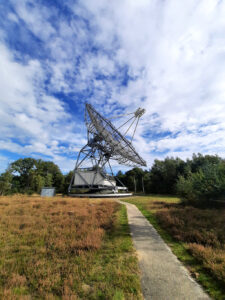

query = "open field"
(0, 195), (142, 299)
(123, 195), (225, 300)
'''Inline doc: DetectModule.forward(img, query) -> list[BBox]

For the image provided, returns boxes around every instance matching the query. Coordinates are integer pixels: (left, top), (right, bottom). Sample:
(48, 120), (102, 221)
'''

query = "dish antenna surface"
(69, 103), (146, 197)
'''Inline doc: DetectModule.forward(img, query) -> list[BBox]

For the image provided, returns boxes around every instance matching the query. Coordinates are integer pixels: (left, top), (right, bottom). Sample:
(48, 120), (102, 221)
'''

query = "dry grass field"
(155, 203), (225, 285)
(0, 195), (142, 299)
(124, 196), (225, 299)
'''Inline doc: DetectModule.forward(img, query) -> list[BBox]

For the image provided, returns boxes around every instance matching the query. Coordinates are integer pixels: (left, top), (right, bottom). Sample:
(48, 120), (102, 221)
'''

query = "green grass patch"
(88, 204), (143, 299)
(123, 196), (225, 300)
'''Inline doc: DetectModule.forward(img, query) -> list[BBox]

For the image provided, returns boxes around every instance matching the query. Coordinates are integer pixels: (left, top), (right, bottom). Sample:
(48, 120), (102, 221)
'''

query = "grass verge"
(0, 195), (142, 299)
(122, 196), (225, 300)
(92, 204), (143, 300)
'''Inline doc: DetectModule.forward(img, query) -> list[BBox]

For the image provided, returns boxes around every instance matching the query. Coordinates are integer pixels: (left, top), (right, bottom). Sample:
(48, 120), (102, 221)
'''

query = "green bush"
(176, 175), (195, 202)
(176, 161), (225, 204)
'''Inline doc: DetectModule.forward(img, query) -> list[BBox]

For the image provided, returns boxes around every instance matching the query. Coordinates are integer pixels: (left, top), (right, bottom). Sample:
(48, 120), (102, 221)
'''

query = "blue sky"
(0, 0), (225, 174)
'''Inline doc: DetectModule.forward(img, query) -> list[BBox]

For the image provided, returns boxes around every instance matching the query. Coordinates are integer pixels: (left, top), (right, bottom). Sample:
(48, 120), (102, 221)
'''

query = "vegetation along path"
(119, 200), (210, 300)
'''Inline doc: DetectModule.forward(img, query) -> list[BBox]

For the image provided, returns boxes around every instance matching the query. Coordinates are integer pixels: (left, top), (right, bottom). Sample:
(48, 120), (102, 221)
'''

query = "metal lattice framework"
(85, 104), (146, 167)
(68, 103), (146, 194)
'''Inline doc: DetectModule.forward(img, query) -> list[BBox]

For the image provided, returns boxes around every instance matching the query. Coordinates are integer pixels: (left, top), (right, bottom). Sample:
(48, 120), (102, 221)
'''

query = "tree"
(45, 173), (53, 187)
(63, 171), (73, 194)
(32, 174), (45, 194)
(176, 160), (225, 204)
(117, 168), (146, 192)
(0, 171), (12, 195)
(188, 153), (222, 173)
(9, 158), (64, 194)
(143, 172), (151, 193)
(35, 160), (64, 192)
(149, 157), (185, 194)
(10, 158), (36, 190)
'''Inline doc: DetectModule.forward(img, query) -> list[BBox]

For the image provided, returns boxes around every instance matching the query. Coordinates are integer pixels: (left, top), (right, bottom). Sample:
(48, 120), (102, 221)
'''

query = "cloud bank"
(0, 0), (225, 173)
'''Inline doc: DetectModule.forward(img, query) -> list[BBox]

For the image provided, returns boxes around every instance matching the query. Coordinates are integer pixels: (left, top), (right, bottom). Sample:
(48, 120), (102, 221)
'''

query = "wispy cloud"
(0, 0), (225, 173)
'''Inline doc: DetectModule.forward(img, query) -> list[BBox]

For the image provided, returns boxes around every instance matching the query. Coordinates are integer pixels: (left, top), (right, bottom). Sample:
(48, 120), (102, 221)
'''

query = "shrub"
(176, 162), (225, 204)
(176, 175), (195, 202)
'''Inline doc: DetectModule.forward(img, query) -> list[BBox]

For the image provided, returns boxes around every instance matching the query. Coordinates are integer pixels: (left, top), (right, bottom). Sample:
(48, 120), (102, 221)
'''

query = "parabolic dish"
(85, 104), (147, 167)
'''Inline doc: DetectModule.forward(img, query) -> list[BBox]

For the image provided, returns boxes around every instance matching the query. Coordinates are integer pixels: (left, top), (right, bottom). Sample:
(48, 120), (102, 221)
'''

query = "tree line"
(0, 158), (73, 195)
(117, 153), (225, 204)
(1, 154), (225, 204)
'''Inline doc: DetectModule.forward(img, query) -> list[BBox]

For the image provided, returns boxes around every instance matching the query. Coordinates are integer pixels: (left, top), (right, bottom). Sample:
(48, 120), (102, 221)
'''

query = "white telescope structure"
(69, 103), (146, 197)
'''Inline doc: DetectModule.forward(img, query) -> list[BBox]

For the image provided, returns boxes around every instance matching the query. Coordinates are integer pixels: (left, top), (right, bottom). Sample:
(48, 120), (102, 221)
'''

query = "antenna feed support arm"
(134, 108), (145, 118)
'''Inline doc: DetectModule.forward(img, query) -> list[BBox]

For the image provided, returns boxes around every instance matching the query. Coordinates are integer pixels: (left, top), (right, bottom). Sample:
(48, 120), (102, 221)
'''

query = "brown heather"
(123, 196), (225, 298)
(154, 202), (225, 287)
(0, 195), (142, 299)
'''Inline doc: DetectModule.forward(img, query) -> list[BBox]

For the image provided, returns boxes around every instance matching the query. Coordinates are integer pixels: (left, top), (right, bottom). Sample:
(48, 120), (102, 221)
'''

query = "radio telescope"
(68, 103), (146, 197)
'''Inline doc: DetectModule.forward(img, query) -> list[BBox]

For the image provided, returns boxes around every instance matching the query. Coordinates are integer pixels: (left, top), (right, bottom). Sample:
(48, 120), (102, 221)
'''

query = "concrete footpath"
(119, 201), (210, 300)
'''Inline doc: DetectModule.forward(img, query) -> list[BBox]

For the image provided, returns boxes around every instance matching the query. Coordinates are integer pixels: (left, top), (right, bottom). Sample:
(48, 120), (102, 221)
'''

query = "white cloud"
(11, 0), (56, 42)
(78, 0), (225, 163)
(0, 41), (85, 172)
(1, 0), (225, 173)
